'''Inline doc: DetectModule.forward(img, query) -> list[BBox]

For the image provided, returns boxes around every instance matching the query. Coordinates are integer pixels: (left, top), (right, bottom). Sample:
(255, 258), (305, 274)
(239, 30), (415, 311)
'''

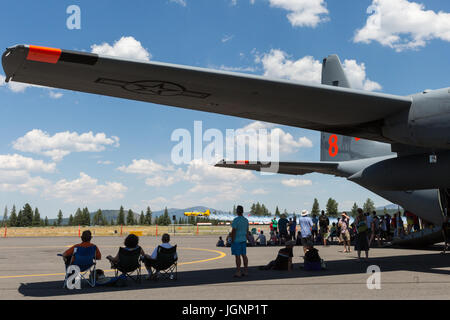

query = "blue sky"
(0, 0), (449, 218)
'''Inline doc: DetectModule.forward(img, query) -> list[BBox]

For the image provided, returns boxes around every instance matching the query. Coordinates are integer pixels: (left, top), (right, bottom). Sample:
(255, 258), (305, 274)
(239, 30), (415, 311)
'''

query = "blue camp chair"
(58, 245), (97, 288)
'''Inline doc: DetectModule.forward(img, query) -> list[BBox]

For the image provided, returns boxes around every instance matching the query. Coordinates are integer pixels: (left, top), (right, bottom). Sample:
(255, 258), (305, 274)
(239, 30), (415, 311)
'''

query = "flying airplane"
(2, 44), (449, 227)
(184, 209), (211, 217)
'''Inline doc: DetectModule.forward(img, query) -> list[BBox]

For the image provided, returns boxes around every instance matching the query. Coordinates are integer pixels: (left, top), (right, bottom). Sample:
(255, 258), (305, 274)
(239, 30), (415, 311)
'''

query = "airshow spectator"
(271, 217), (278, 234)
(278, 214), (289, 239)
(413, 214), (421, 232)
(299, 210), (314, 254)
(289, 216), (297, 241)
(338, 212), (351, 253)
(405, 210), (414, 234)
(329, 222), (337, 243)
(107, 234), (145, 267)
(142, 233), (177, 278)
(369, 215), (382, 247)
(355, 208), (370, 262)
(216, 236), (225, 247)
(247, 231), (256, 247)
(442, 216), (449, 254)
(269, 231), (278, 246)
(62, 230), (101, 266)
(311, 214), (319, 243)
(385, 213), (391, 241)
(226, 233), (233, 247)
(231, 205), (249, 278)
(397, 212), (405, 237)
(256, 230), (267, 246)
(296, 231), (302, 245)
(380, 216), (387, 244)
(259, 240), (295, 271)
(319, 211), (330, 246)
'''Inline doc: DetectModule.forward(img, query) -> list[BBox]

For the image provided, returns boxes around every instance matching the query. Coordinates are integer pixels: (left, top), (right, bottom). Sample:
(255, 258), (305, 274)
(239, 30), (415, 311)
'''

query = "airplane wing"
(215, 160), (343, 177)
(2, 45), (412, 142)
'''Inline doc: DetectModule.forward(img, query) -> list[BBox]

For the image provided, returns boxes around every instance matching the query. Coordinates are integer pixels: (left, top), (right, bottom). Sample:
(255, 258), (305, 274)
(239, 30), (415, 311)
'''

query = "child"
(216, 236), (225, 247)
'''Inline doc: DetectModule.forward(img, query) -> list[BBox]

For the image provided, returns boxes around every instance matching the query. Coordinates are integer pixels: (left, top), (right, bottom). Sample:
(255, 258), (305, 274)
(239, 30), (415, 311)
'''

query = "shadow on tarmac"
(18, 251), (450, 297)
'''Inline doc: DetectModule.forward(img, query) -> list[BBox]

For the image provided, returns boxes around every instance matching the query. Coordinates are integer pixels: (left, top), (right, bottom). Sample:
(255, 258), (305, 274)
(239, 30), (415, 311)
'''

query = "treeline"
(310, 197), (377, 217)
(1, 204), (221, 227)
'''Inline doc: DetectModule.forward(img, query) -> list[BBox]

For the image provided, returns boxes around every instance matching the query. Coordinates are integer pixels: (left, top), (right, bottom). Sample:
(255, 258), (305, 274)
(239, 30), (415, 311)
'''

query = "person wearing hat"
(299, 210), (314, 254)
(259, 240), (295, 271)
(339, 212), (351, 253)
(278, 213), (289, 240)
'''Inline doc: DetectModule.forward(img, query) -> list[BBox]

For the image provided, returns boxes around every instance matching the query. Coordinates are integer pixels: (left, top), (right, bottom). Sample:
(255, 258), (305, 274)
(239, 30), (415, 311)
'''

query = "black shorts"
(301, 236), (313, 247)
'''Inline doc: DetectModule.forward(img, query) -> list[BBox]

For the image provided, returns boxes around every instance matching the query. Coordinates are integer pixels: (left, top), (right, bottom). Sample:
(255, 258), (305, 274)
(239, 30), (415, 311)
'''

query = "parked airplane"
(2, 45), (449, 225)
(184, 209), (210, 217)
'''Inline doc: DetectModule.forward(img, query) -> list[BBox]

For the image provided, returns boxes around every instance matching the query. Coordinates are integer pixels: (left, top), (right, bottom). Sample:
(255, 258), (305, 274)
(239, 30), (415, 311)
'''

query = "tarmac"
(0, 235), (449, 300)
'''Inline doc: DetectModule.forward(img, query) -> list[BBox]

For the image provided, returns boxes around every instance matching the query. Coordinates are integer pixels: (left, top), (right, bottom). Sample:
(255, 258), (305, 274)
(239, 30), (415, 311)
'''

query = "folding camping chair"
(111, 247), (142, 283)
(150, 245), (178, 280)
(58, 245), (97, 288)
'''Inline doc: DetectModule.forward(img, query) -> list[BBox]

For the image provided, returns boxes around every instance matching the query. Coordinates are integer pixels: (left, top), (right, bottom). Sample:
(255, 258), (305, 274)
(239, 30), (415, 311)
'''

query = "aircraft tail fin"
(320, 55), (394, 161)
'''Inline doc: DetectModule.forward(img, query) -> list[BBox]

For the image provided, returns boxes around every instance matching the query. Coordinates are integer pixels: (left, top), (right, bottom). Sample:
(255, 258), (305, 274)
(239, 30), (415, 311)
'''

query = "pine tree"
(232, 205), (237, 215)
(68, 214), (74, 226)
(250, 203), (256, 215)
(255, 202), (262, 216)
(2, 206), (8, 227)
(57, 210), (63, 226)
(363, 198), (376, 214)
(82, 207), (90, 226)
(162, 207), (170, 226)
(326, 198), (338, 216)
(9, 205), (17, 227)
(311, 198), (320, 216)
(110, 217), (115, 226)
(139, 211), (145, 225)
(275, 206), (280, 217)
(74, 208), (82, 225)
(127, 209), (135, 225)
(20, 204), (33, 227)
(44, 216), (48, 226)
(145, 206), (152, 225)
(351, 202), (359, 217)
(117, 206), (125, 225)
(32, 208), (41, 226)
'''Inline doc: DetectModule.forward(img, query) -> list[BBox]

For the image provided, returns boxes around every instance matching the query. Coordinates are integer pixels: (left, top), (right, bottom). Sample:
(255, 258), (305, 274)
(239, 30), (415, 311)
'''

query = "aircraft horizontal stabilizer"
(215, 160), (342, 177)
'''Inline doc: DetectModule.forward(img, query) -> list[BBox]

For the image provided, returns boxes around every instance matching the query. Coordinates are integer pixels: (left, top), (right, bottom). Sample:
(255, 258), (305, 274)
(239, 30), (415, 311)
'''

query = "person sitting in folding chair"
(60, 230), (101, 288)
(107, 234), (145, 283)
(142, 233), (178, 280)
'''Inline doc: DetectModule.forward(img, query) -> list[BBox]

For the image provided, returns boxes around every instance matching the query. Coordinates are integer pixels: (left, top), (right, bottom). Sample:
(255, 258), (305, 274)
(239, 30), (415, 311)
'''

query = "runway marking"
(0, 247), (226, 280)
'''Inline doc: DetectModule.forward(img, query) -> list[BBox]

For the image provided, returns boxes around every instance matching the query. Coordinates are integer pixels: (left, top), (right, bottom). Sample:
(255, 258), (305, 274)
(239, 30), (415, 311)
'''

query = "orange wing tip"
(236, 160), (249, 165)
(26, 45), (62, 64)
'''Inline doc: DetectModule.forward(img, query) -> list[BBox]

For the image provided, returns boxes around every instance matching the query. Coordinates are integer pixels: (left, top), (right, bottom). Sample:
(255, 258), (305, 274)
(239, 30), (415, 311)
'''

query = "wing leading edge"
(2, 45), (412, 142)
(215, 160), (342, 177)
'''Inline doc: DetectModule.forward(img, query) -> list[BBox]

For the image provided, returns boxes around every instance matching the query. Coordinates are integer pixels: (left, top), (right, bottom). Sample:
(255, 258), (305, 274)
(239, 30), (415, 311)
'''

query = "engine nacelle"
(348, 151), (450, 190)
(383, 88), (450, 149)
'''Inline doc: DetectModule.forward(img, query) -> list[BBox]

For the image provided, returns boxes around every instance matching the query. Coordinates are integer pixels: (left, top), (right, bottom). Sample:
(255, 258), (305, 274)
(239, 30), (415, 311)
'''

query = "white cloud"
(222, 34), (234, 43)
(0, 154), (56, 173)
(354, 0), (450, 51)
(218, 65), (257, 72)
(281, 178), (312, 187)
(0, 74), (5, 86)
(48, 91), (63, 99)
(268, 0), (329, 28)
(13, 129), (120, 162)
(252, 188), (269, 195)
(45, 172), (127, 203)
(117, 159), (174, 175)
(170, 0), (187, 6)
(257, 49), (382, 91)
(97, 160), (113, 165)
(0, 154), (55, 194)
(227, 121), (313, 160)
(91, 36), (152, 61)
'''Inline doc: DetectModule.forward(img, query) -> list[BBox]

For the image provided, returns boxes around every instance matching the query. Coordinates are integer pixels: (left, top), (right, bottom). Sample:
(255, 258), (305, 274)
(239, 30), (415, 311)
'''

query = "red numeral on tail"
(328, 134), (338, 157)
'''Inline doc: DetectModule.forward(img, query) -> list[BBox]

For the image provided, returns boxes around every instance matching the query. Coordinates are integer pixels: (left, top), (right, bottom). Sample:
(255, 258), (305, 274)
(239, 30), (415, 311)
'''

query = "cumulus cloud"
(0, 154), (55, 194)
(45, 172), (127, 203)
(91, 36), (152, 61)
(13, 129), (120, 162)
(0, 154), (56, 173)
(97, 160), (113, 165)
(281, 178), (312, 187)
(268, 0), (329, 27)
(257, 49), (382, 91)
(48, 91), (63, 99)
(227, 121), (313, 161)
(117, 159), (174, 175)
(354, 0), (450, 51)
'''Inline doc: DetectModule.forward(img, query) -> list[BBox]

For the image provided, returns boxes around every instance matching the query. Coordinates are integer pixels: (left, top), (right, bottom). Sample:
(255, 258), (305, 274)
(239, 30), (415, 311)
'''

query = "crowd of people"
(221, 205), (449, 277)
